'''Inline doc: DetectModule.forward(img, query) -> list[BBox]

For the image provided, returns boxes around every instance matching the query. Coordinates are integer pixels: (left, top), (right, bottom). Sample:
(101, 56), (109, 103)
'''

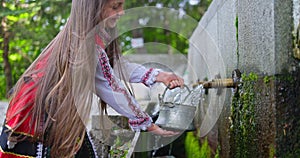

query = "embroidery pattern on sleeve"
(141, 68), (154, 86)
(97, 46), (147, 119)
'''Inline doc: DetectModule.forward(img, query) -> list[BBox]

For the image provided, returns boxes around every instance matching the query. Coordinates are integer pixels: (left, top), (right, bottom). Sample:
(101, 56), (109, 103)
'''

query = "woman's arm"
(95, 47), (152, 131)
(113, 57), (160, 87)
(115, 56), (184, 88)
(94, 47), (180, 136)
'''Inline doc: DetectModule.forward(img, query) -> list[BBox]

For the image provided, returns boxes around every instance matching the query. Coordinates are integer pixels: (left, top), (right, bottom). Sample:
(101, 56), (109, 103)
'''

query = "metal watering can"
(155, 85), (201, 131)
(155, 69), (242, 131)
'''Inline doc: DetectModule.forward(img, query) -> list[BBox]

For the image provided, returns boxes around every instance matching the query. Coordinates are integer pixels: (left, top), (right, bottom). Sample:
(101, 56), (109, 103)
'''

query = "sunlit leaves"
(0, 0), (71, 99)
(9, 53), (21, 61)
(119, 0), (211, 54)
(0, 0), (210, 100)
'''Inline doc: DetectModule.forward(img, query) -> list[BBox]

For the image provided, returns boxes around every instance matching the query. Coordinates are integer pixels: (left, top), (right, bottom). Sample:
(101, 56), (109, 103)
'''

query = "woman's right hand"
(147, 123), (180, 137)
(155, 71), (184, 89)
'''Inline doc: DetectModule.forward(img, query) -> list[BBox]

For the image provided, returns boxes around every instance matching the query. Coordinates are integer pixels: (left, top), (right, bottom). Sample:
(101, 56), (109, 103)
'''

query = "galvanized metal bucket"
(155, 85), (197, 131)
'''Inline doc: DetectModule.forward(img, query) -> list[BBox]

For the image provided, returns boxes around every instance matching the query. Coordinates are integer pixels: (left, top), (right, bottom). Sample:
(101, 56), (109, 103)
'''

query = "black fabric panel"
(0, 125), (37, 156)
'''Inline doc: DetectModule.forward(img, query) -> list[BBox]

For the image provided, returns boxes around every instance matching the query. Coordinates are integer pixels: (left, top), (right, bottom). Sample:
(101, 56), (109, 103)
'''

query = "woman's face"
(102, 0), (125, 28)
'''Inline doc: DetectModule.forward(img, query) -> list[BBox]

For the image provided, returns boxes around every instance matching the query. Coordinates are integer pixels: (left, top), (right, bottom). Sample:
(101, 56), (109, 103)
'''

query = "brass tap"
(294, 22), (300, 60)
(192, 69), (242, 95)
(194, 78), (238, 89)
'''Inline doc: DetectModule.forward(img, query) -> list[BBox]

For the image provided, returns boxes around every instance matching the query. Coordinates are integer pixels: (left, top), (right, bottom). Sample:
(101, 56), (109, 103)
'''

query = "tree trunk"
(1, 0), (13, 97)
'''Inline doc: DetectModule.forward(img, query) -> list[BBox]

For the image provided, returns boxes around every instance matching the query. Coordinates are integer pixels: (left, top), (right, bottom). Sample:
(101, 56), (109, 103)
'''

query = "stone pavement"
(0, 101), (8, 133)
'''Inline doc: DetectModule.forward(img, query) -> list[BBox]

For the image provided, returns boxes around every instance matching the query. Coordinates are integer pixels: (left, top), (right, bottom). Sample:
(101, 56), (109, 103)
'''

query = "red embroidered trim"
(141, 68), (154, 86)
(98, 47), (147, 118)
(128, 117), (150, 126)
(95, 34), (105, 49)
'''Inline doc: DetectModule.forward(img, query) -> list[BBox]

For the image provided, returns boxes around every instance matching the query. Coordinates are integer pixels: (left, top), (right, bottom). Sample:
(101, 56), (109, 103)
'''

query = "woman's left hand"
(156, 71), (184, 89)
(147, 124), (180, 137)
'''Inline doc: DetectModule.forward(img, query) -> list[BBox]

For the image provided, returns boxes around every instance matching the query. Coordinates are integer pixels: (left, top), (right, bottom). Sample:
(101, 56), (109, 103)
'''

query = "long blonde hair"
(7, 0), (120, 157)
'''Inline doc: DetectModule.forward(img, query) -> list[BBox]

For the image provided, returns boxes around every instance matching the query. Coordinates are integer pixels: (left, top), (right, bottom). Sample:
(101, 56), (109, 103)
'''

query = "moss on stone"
(229, 72), (258, 158)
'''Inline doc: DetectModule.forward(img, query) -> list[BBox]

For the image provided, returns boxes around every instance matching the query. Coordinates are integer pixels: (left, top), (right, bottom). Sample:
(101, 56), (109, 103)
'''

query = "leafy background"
(0, 0), (212, 100)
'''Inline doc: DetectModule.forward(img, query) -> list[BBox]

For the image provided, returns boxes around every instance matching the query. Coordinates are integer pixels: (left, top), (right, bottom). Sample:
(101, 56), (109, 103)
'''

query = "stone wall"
(188, 0), (299, 157)
(188, 0), (294, 79)
(187, 0), (237, 83)
(187, 0), (238, 157)
(294, 0), (300, 29)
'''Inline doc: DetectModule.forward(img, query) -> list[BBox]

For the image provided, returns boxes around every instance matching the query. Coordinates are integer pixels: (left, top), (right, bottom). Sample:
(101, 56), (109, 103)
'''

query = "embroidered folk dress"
(0, 33), (158, 158)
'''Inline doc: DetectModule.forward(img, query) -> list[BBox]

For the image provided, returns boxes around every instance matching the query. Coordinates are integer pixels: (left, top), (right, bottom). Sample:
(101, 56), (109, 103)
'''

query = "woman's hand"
(156, 71), (184, 89)
(147, 123), (180, 137)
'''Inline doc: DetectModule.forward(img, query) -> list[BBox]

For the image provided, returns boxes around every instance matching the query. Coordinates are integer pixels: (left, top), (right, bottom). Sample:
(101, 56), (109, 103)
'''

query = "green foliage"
(214, 145), (221, 158)
(185, 132), (211, 158)
(229, 73), (258, 158)
(0, 75), (6, 98)
(119, 0), (212, 54)
(109, 136), (129, 158)
(0, 0), (212, 100)
(119, 28), (190, 54)
(0, 0), (71, 99)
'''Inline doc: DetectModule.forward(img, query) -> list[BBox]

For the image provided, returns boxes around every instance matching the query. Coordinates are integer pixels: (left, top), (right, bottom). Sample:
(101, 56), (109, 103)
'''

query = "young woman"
(0, 0), (184, 157)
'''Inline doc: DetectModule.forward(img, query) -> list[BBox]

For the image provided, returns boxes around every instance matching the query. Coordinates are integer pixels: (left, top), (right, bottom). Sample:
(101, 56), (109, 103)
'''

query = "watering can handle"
(159, 84), (191, 105)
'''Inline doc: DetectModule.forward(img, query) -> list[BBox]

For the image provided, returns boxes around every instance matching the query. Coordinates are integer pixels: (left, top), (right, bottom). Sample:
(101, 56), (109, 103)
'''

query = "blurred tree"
(0, 0), (71, 99)
(0, 0), (211, 99)
(121, 0), (212, 55)
(1, 0), (12, 98)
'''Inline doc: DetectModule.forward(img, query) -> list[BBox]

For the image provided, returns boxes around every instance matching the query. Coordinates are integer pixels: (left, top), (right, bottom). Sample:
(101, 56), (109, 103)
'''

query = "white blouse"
(94, 44), (160, 131)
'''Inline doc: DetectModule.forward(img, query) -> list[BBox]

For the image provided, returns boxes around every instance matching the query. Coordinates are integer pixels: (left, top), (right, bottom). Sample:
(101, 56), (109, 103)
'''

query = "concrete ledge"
(0, 102), (8, 134)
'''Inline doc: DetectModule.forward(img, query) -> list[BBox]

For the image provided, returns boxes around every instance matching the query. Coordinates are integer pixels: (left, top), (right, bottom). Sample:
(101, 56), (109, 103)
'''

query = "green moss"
(269, 144), (275, 158)
(263, 75), (276, 84)
(263, 76), (270, 84)
(229, 72), (258, 158)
